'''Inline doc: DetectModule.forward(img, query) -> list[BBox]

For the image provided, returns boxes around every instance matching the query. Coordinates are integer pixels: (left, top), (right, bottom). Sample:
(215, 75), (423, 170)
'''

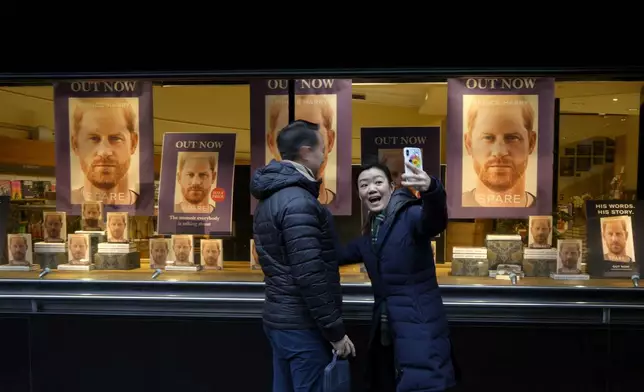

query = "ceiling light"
(613, 98), (619, 102)
(628, 108), (638, 111)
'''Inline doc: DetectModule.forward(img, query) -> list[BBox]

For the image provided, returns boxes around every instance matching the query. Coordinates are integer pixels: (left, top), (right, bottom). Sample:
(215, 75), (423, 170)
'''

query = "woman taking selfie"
(342, 162), (455, 392)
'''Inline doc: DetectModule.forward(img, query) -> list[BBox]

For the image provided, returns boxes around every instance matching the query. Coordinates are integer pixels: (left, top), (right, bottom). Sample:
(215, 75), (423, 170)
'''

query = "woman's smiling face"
(357, 167), (395, 213)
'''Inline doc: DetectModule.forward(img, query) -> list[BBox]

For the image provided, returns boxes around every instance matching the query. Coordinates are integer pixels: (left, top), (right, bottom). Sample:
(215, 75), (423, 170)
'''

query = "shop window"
(0, 77), (640, 286)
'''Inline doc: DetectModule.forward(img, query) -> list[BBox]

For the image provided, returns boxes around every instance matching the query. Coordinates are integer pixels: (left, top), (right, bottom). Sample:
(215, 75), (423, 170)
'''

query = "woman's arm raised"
(401, 162), (448, 239)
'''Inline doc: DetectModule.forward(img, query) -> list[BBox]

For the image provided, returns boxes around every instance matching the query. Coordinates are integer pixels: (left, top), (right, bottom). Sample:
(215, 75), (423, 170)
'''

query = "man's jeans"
(264, 325), (332, 392)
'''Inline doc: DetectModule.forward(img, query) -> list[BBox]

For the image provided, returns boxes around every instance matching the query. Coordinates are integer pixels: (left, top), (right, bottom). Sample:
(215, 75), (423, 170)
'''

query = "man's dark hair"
(277, 120), (320, 161)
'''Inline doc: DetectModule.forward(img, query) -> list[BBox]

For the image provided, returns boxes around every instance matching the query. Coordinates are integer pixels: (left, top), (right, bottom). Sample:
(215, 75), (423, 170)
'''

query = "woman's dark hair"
(356, 162), (394, 185)
(356, 162), (395, 235)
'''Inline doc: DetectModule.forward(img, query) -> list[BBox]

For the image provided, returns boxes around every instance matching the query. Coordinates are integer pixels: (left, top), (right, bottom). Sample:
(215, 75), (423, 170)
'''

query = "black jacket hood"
(250, 160), (320, 201)
(384, 187), (421, 217)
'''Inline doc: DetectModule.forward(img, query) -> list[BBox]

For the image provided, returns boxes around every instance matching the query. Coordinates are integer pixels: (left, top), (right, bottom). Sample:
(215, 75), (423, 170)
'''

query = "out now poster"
(250, 79), (353, 215)
(157, 133), (236, 236)
(53, 80), (155, 216)
(360, 126), (444, 261)
(586, 200), (643, 278)
(446, 77), (555, 218)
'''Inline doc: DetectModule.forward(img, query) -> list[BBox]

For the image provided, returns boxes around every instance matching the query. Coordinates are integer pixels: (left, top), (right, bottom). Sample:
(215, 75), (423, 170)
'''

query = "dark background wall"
(2, 314), (642, 392)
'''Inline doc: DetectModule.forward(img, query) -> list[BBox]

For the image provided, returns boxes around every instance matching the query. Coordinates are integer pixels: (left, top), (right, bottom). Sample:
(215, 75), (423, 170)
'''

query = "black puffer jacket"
(250, 160), (345, 343)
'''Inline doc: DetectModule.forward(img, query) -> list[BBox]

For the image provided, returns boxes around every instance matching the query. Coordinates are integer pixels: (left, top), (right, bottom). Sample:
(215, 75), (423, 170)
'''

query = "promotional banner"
(360, 126), (444, 261)
(446, 77), (555, 218)
(54, 80), (155, 216)
(586, 200), (642, 278)
(157, 133), (236, 236)
(250, 79), (352, 215)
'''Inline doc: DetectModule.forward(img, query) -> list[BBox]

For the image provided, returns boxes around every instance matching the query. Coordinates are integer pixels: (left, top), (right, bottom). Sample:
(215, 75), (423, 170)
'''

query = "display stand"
(151, 268), (163, 279)
(165, 264), (203, 272)
(58, 264), (96, 271)
(34, 241), (67, 269)
(0, 264), (40, 271)
(632, 274), (640, 287)
(76, 230), (106, 259)
(95, 243), (140, 270)
(489, 264), (525, 279)
(38, 267), (51, 278)
(34, 252), (67, 269)
(550, 273), (590, 280)
(203, 265), (223, 271)
(451, 246), (488, 276)
(523, 248), (557, 277)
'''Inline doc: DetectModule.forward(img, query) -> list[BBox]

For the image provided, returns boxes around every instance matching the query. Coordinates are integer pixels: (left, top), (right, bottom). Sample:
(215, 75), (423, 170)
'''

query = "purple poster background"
(250, 79), (353, 215)
(446, 77), (555, 219)
(360, 126), (441, 225)
(157, 133), (236, 236)
(360, 126), (441, 179)
(54, 80), (154, 216)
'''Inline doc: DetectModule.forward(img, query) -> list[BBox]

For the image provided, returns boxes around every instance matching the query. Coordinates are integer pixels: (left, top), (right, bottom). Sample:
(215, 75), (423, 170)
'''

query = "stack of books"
(451, 246), (488, 276)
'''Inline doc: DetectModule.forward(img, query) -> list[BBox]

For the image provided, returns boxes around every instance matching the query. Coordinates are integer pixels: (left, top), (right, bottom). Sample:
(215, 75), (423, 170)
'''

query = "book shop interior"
(0, 78), (639, 285)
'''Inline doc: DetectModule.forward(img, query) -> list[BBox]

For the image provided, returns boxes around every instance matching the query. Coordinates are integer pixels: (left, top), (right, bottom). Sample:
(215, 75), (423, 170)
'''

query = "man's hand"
(401, 162), (432, 192)
(331, 335), (356, 358)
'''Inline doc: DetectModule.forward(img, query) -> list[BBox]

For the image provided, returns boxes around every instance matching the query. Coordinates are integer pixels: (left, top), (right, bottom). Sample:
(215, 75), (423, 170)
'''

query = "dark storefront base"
(0, 314), (641, 392)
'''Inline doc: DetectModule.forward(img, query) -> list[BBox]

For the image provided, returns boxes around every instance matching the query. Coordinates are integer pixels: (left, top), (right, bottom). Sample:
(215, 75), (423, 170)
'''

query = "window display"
(0, 76), (639, 290)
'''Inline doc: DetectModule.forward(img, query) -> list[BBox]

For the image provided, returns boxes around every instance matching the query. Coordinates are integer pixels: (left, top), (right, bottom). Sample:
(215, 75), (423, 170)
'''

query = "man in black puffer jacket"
(251, 120), (355, 392)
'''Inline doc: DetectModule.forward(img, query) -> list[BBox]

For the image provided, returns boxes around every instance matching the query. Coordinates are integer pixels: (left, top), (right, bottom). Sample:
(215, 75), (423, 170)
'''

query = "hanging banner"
(360, 126), (444, 260)
(250, 79), (352, 215)
(54, 80), (154, 216)
(446, 77), (555, 218)
(157, 133), (236, 236)
(361, 126), (441, 187)
(586, 200), (642, 278)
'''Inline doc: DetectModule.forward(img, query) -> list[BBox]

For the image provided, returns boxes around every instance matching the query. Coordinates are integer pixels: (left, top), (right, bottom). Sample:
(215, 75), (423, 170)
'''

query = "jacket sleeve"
(410, 177), (448, 239)
(338, 238), (363, 266)
(281, 197), (346, 343)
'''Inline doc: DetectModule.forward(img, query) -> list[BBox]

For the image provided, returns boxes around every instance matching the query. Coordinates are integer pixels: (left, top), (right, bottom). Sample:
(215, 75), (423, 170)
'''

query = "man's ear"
(528, 131), (537, 154)
(71, 135), (79, 155)
(464, 133), (473, 155)
(327, 129), (336, 153)
(130, 132), (139, 154)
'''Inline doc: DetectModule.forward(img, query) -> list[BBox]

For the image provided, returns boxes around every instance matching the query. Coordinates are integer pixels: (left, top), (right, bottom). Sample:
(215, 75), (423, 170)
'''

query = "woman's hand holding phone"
(401, 162), (432, 192)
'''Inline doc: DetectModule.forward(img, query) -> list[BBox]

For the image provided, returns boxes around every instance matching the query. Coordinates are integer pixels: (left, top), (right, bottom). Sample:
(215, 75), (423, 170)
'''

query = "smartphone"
(403, 147), (423, 175)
